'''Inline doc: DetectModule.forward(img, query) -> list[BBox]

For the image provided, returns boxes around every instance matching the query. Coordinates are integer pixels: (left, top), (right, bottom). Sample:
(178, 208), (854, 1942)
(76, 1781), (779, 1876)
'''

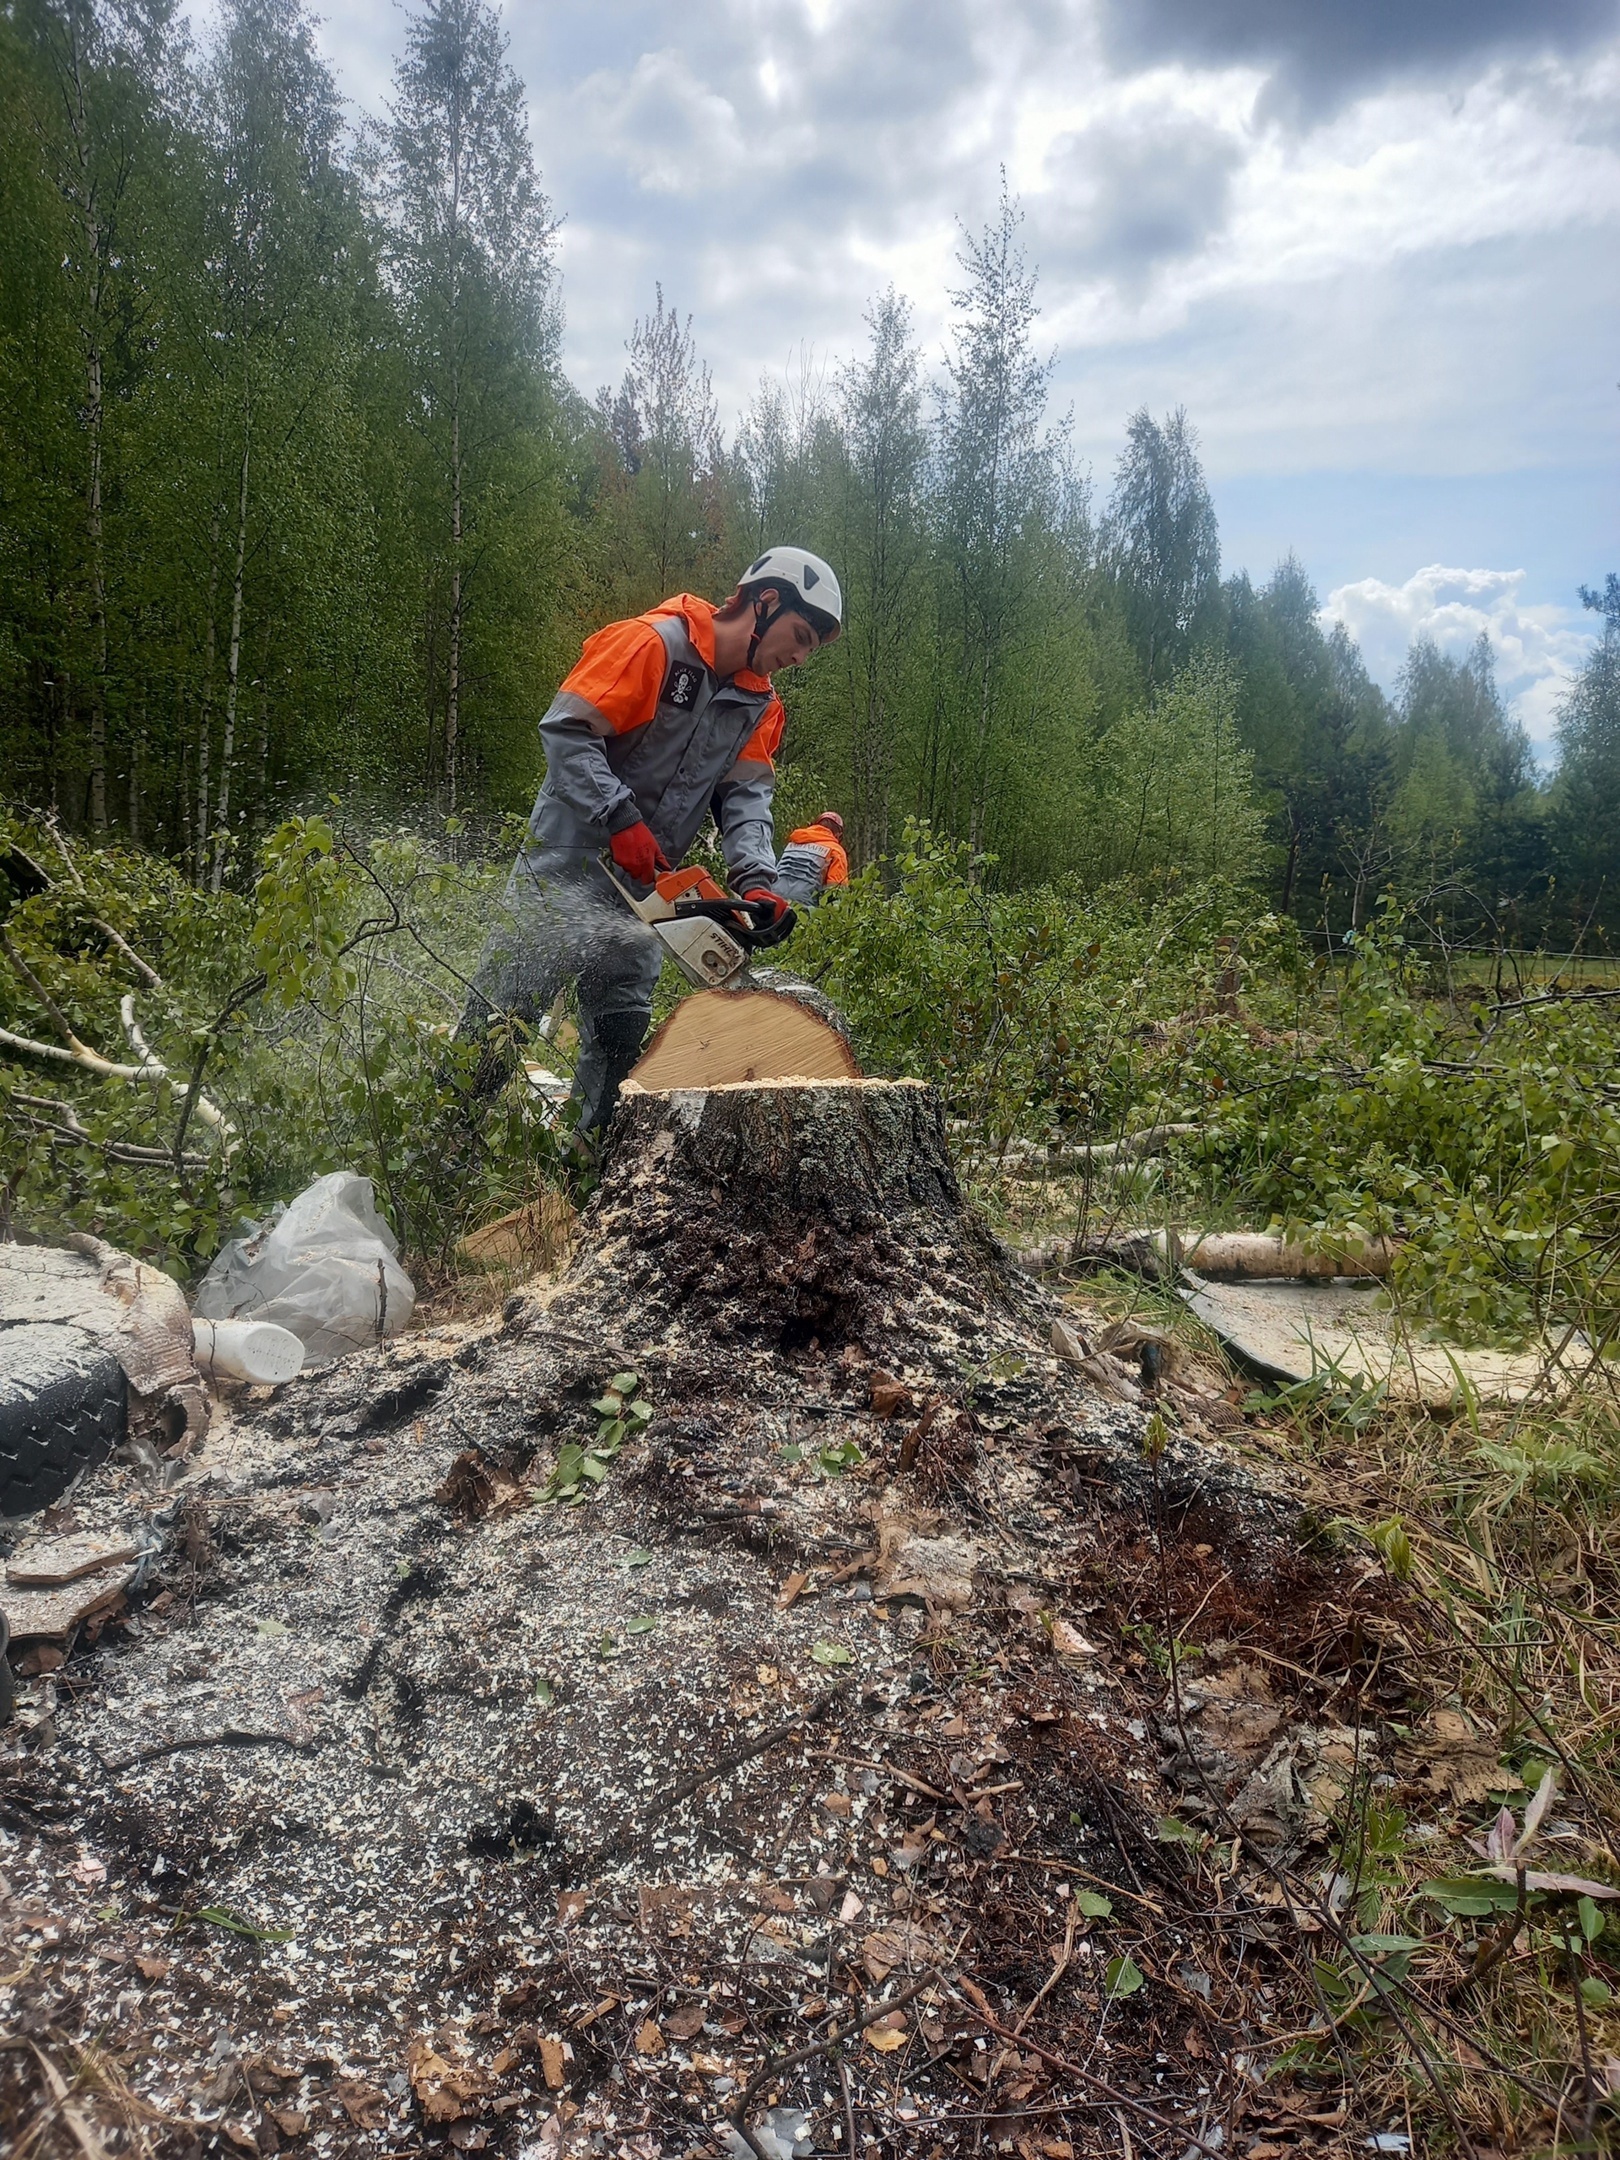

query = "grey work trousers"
(456, 848), (662, 1132)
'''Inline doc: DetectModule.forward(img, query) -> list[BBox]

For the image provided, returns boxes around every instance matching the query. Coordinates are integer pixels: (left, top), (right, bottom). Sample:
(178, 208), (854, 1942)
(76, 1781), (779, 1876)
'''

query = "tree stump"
(569, 1077), (1014, 1366)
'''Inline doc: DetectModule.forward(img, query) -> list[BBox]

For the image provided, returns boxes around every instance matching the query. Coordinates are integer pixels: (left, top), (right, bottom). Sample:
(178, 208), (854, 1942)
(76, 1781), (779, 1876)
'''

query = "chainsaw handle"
(670, 895), (798, 949)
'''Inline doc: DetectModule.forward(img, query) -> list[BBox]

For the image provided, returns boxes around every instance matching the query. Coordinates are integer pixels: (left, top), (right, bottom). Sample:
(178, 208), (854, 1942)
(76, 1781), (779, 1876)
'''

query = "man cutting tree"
(458, 547), (844, 1132)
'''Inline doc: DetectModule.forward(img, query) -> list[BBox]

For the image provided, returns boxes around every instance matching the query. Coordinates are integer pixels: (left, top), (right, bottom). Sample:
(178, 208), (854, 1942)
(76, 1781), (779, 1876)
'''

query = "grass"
(983, 1160), (1620, 2154)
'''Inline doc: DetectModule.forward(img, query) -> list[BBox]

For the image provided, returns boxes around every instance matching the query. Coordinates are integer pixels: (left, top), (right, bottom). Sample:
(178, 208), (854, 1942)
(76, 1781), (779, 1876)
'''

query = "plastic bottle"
(191, 1316), (304, 1386)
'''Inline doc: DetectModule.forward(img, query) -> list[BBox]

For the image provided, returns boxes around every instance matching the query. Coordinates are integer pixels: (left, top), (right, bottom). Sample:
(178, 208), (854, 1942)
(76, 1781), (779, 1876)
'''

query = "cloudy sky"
(305, 0), (1620, 750)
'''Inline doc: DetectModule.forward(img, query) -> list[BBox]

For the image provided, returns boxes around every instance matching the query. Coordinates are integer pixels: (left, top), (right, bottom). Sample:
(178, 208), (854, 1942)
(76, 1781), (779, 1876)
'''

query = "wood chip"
(6, 1534), (138, 1587)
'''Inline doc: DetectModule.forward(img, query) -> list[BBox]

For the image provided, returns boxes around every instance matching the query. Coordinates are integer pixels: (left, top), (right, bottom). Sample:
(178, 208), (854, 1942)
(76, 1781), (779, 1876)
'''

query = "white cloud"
(1322, 565), (1598, 751)
(573, 49), (753, 196)
(242, 0), (1619, 717)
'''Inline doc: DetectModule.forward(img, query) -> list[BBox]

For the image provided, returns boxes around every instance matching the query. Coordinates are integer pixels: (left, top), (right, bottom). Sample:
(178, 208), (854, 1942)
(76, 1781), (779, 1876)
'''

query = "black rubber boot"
(579, 1008), (651, 1133)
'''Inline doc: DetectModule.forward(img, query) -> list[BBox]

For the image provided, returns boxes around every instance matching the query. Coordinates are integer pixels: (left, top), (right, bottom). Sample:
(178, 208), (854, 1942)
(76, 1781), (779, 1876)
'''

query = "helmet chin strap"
(746, 592), (803, 672)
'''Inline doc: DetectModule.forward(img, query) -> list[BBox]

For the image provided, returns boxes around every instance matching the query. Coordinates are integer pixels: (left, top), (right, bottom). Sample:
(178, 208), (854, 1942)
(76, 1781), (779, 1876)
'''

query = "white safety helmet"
(740, 545), (843, 650)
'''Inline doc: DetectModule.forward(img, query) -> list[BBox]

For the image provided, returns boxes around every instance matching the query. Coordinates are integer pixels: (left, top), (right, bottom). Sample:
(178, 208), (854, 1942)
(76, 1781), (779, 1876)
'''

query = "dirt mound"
(0, 1086), (1390, 2158)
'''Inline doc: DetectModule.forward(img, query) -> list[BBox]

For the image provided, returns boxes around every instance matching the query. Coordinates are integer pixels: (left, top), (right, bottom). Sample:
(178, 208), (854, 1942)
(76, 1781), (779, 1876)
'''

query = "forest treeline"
(3, 0), (1617, 937)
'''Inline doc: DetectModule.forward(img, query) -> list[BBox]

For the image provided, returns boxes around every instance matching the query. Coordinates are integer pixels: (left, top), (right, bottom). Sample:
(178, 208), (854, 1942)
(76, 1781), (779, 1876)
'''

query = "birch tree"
(932, 184), (1057, 853)
(14, 0), (172, 830)
(191, 0), (348, 888)
(382, 0), (555, 809)
(1103, 407), (1221, 688)
(835, 290), (927, 864)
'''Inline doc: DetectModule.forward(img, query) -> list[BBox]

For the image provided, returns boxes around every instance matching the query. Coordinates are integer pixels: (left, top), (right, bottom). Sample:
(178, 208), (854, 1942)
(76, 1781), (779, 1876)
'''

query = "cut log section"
(626, 987), (859, 1092)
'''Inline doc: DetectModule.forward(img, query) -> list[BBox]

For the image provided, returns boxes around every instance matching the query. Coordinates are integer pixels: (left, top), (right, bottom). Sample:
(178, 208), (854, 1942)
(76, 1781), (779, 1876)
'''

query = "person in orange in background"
(456, 547), (843, 1131)
(772, 810), (849, 907)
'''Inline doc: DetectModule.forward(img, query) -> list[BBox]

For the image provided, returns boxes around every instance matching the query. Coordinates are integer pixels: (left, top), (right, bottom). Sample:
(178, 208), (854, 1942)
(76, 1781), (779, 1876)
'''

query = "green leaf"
(817, 1439), (864, 1476)
(1419, 1877), (1518, 1918)
(1073, 1890), (1113, 1919)
(1154, 1816), (1202, 1846)
(579, 1454), (611, 1483)
(1580, 1977), (1613, 2007)
(533, 1677), (554, 1708)
(193, 1905), (295, 1944)
(591, 1395), (623, 1418)
(1104, 1954), (1143, 1998)
(811, 1641), (854, 1667)
(254, 1618), (289, 1638)
(611, 1371), (640, 1397)
(626, 1547), (654, 1569)
(596, 1418), (626, 1449)
(1578, 1896), (1606, 1944)
(541, 1442), (587, 1498)
(626, 1399), (654, 1425)
(627, 1616), (656, 1635)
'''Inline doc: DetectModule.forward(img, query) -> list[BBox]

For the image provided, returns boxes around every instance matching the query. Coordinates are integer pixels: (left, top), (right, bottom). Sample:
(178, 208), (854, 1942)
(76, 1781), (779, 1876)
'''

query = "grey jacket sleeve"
(712, 758), (779, 890)
(539, 693), (642, 835)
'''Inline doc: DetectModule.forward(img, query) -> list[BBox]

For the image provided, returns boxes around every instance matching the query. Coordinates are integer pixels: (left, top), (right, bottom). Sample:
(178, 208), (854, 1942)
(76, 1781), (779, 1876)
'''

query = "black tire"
(0, 1322), (126, 1518)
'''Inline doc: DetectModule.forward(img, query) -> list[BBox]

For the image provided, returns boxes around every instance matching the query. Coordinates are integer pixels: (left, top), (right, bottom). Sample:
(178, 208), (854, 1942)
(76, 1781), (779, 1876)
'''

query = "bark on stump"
(564, 1078), (1015, 1369)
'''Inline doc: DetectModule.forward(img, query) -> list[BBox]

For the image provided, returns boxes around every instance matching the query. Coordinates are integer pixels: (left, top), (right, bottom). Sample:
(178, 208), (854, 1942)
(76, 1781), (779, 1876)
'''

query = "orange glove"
(609, 821), (669, 884)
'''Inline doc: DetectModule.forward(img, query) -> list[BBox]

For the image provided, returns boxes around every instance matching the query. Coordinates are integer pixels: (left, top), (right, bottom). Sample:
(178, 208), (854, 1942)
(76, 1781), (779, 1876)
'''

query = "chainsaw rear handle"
(667, 894), (796, 945)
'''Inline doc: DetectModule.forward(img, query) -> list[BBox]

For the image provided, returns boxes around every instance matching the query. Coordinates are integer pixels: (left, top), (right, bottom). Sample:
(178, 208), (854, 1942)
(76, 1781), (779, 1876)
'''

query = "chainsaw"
(600, 858), (797, 990)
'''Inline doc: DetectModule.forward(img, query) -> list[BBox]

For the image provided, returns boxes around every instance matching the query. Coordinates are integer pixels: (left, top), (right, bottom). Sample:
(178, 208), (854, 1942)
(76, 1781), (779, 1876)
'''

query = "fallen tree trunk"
(1166, 1229), (1398, 1280)
(1011, 1226), (1399, 1282)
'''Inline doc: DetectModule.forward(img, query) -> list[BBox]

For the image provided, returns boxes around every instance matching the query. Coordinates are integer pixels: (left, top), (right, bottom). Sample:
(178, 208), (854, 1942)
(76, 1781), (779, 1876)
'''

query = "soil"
(1, 1085), (1409, 2160)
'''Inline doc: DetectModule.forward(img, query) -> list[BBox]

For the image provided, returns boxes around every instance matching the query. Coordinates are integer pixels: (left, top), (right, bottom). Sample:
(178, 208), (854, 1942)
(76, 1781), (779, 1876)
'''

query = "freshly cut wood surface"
(628, 988), (860, 1090)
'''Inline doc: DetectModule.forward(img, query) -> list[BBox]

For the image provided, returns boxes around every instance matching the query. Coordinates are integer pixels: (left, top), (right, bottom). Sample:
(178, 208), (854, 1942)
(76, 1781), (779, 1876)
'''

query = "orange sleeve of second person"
(558, 617), (667, 734)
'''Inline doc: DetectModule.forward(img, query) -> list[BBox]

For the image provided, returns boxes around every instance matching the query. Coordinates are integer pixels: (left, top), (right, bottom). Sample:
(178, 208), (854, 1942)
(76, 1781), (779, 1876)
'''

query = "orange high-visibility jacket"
(525, 593), (785, 891)
(773, 823), (849, 905)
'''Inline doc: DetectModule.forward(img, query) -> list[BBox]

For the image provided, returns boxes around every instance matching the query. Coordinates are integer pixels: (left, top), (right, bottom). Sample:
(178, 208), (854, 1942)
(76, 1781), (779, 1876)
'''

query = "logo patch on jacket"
(664, 663), (704, 712)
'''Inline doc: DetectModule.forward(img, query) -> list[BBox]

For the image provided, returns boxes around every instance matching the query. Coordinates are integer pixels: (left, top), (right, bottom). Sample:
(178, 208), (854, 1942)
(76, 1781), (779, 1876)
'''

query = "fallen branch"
(119, 995), (233, 1144)
(967, 1122), (1202, 1174)
(0, 933), (232, 1148)
(99, 1729), (314, 1777)
(1166, 1228), (1398, 1280)
(8, 1093), (211, 1171)
(1054, 1120), (1201, 1167)
(1011, 1227), (1399, 1282)
(0, 1021), (145, 1082)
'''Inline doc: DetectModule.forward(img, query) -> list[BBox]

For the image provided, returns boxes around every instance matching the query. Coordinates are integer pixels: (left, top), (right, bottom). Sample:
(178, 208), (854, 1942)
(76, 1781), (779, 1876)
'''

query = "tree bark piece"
(627, 988), (860, 1091)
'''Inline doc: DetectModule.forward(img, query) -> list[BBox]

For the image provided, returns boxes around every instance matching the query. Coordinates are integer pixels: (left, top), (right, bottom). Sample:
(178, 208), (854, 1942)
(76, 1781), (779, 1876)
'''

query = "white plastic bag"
(194, 1172), (415, 1366)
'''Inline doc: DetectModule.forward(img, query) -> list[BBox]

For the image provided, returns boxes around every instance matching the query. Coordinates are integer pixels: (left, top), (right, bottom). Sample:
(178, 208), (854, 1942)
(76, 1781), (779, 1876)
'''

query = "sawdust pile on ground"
(1, 1108), (1420, 2159)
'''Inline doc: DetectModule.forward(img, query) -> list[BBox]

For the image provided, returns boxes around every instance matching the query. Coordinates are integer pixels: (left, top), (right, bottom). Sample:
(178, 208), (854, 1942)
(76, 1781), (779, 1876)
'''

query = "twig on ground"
(953, 1982), (1228, 2160)
(728, 1970), (941, 2160)
(99, 1729), (314, 1776)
